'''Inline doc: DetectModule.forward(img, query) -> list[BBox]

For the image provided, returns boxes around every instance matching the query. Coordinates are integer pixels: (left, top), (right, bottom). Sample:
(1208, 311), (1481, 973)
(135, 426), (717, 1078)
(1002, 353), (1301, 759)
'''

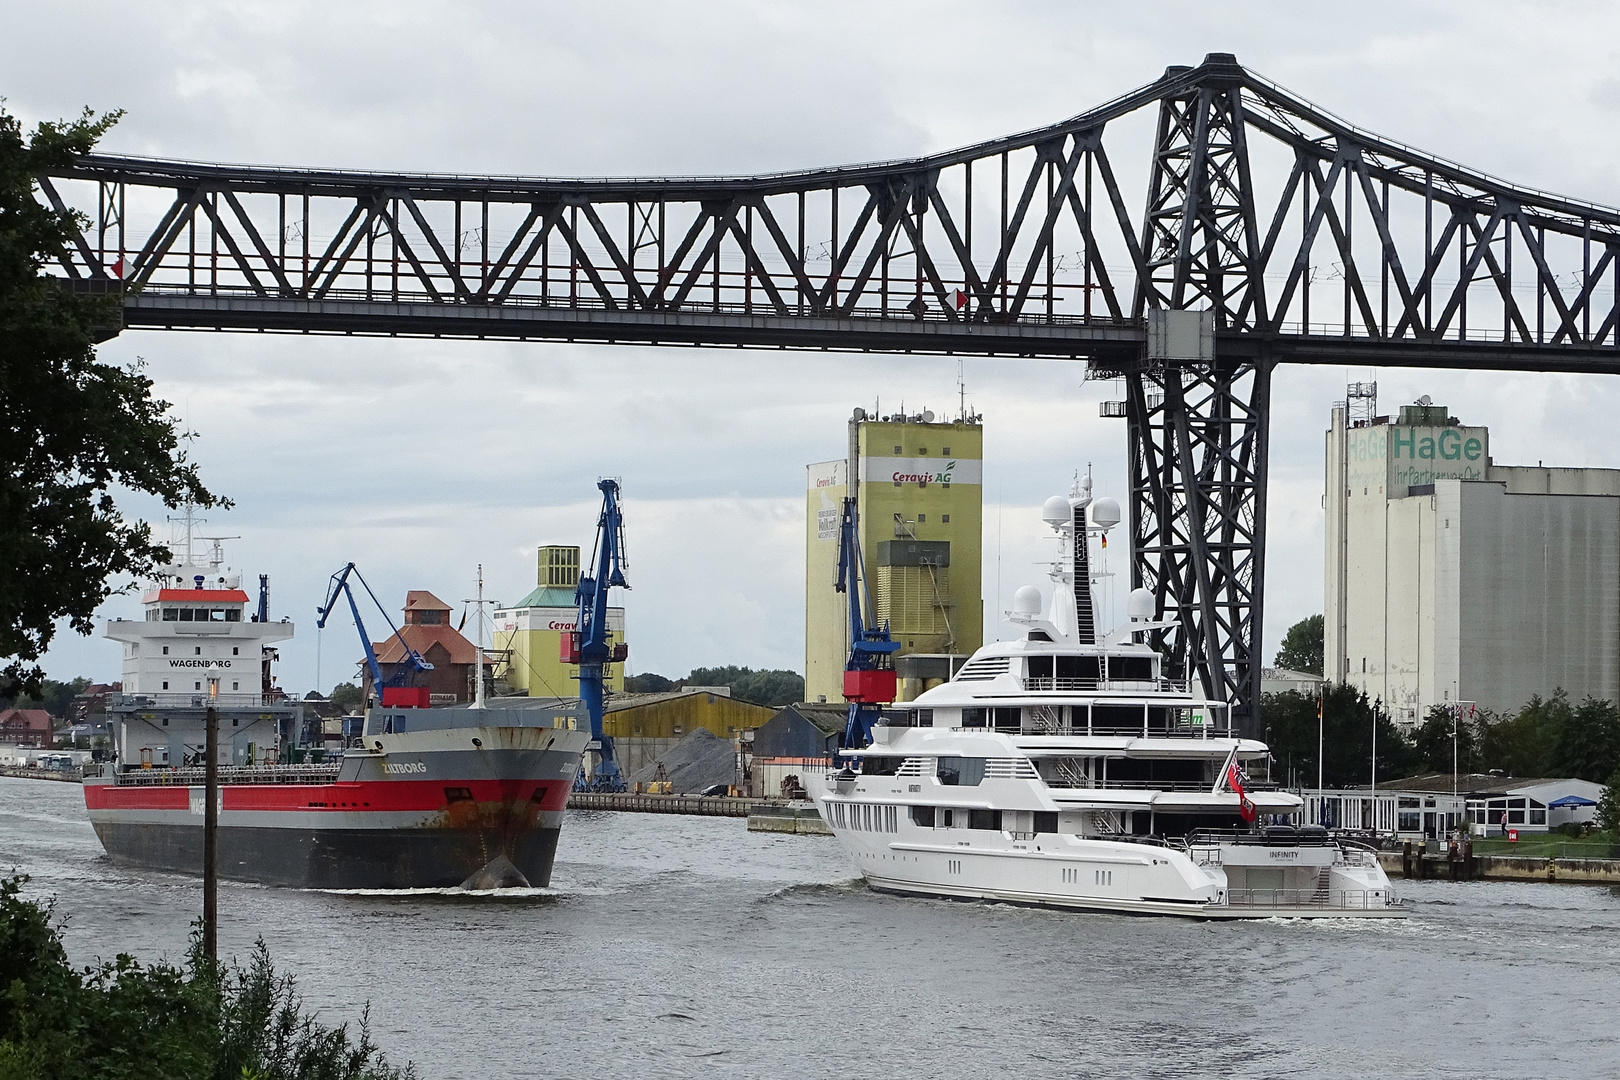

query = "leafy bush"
(0, 876), (411, 1080)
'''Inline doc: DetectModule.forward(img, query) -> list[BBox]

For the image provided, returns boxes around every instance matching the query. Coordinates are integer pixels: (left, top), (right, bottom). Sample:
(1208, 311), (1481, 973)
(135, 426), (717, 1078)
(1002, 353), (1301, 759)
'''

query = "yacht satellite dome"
(1012, 585), (1042, 616)
(1089, 496), (1121, 531)
(1041, 495), (1071, 526)
(1126, 587), (1155, 621)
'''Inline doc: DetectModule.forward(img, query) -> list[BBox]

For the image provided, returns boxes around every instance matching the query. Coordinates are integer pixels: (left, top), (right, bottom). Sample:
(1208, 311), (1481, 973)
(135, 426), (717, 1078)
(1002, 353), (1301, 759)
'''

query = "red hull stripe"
(85, 778), (571, 813)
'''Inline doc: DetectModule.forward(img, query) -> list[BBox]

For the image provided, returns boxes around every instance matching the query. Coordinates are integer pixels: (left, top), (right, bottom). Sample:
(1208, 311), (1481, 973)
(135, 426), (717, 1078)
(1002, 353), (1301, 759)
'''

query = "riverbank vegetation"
(0, 876), (411, 1080)
(1261, 685), (1620, 789)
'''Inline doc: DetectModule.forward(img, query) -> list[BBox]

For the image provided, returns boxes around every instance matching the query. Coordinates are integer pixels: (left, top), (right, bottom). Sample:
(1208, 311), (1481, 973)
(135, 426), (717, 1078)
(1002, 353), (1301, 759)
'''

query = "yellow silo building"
(805, 407), (983, 704)
(493, 545), (625, 699)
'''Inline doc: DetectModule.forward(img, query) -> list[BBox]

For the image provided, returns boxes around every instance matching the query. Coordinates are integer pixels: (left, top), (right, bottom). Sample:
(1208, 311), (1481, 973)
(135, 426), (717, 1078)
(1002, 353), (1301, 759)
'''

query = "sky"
(12, 1), (1620, 695)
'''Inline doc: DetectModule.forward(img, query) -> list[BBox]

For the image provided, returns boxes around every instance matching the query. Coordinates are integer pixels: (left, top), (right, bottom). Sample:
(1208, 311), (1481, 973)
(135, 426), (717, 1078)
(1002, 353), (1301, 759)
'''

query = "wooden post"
(203, 692), (219, 964)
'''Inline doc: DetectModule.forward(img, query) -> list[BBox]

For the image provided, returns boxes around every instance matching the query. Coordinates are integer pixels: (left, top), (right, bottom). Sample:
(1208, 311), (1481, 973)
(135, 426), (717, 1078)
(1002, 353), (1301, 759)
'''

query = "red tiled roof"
(372, 625), (489, 666)
(404, 590), (451, 612)
(0, 709), (52, 732)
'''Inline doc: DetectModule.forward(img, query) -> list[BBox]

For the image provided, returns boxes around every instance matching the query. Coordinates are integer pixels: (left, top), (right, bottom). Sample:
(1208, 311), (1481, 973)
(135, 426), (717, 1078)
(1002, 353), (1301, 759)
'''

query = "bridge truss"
(38, 53), (1620, 735)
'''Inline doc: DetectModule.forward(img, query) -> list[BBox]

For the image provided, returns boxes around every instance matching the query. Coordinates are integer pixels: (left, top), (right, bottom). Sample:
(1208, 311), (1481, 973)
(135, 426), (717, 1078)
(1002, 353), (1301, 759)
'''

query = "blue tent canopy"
(1548, 794), (1598, 808)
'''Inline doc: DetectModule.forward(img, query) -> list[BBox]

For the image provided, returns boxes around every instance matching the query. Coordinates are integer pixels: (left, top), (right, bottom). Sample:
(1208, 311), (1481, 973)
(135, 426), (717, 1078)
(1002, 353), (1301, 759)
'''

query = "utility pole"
(1316, 687), (1325, 824)
(203, 677), (219, 964)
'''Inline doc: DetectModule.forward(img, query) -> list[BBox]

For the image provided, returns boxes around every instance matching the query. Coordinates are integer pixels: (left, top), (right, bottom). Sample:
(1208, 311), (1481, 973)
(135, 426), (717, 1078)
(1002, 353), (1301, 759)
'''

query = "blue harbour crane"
(563, 480), (631, 792)
(835, 497), (900, 751)
(315, 563), (434, 709)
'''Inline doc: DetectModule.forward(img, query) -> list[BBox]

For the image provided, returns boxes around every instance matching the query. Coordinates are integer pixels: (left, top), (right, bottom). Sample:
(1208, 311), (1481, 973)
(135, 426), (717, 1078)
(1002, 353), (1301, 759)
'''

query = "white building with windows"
(1325, 394), (1620, 726)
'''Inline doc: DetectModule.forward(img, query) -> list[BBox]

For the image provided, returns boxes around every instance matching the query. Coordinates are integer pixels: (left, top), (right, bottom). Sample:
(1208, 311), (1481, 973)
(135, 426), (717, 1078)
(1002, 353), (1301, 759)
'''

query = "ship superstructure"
(86, 524), (589, 890)
(809, 473), (1407, 918)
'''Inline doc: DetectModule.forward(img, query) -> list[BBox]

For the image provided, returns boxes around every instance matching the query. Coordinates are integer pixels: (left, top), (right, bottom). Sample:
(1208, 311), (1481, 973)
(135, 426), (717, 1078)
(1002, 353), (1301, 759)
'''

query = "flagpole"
(1317, 687), (1325, 826)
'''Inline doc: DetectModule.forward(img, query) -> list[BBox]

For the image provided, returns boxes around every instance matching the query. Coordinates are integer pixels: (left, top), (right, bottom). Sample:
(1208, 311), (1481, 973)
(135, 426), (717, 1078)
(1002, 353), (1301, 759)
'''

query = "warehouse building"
(492, 544), (625, 699)
(600, 687), (774, 775)
(1325, 392), (1620, 725)
(805, 406), (983, 704)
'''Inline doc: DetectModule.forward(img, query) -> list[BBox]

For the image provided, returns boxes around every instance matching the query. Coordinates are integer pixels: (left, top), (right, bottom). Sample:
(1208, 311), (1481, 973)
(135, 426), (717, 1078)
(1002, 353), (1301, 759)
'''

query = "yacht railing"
(1223, 888), (1398, 911)
(1021, 677), (1191, 693)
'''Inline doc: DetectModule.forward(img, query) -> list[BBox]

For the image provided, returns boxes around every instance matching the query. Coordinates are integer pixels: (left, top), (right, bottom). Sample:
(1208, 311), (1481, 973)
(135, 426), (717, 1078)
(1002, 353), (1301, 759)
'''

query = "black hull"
(90, 821), (562, 890)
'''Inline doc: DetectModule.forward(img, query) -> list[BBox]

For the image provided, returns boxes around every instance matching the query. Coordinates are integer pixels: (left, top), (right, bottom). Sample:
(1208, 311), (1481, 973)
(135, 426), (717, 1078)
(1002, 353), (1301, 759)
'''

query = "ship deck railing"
(1020, 676), (1191, 694)
(108, 763), (343, 786)
(109, 692), (297, 710)
(1223, 888), (1397, 911)
(954, 722), (1234, 739)
(1040, 778), (1285, 792)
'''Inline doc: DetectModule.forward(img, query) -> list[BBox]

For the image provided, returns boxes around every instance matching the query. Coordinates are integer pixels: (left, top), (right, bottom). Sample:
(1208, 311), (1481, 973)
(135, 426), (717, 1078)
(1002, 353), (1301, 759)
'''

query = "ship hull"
(84, 724), (588, 890)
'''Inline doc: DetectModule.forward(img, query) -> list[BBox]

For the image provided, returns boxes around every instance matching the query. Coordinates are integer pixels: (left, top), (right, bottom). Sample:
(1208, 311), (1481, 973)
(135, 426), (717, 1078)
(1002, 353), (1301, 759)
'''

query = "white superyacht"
(810, 475), (1406, 919)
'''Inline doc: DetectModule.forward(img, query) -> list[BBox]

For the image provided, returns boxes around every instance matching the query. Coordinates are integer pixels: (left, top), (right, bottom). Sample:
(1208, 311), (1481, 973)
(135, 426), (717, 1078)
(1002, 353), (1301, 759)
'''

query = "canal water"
(3, 775), (1616, 1080)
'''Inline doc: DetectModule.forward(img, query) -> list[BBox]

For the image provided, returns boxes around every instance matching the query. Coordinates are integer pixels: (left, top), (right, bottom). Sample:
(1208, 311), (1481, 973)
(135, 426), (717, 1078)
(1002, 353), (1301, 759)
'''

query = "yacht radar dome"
(1089, 497), (1121, 531)
(1041, 495), (1071, 527)
(1126, 587), (1155, 621)
(1011, 585), (1043, 617)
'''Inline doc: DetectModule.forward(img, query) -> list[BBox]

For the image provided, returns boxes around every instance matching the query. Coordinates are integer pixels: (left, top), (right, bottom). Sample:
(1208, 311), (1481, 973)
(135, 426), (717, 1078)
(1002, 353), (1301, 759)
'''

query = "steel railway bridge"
(38, 53), (1620, 736)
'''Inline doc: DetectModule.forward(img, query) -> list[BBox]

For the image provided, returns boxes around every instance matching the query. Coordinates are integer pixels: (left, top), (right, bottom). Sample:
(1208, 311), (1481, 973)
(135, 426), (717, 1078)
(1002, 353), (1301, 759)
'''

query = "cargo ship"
(84, 529), (589, 890)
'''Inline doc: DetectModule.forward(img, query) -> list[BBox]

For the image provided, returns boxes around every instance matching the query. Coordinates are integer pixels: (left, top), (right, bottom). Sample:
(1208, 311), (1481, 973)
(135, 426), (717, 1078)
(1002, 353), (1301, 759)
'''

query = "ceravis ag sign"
(1344, 425), (1489, 494)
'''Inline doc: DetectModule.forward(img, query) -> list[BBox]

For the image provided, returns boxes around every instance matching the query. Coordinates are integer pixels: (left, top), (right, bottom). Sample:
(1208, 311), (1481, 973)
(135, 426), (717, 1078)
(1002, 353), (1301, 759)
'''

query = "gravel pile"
(628, 728), (736, 793)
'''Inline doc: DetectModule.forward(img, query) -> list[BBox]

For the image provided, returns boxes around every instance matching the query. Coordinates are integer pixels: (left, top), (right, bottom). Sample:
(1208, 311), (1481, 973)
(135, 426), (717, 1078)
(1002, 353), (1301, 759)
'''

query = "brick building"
(360, 591), (493, 705)
(0, 709), (54, 749)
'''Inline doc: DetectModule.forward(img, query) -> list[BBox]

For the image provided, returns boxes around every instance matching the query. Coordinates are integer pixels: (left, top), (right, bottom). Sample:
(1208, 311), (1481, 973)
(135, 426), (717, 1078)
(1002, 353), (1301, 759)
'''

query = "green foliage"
(0, 877), (411, 1080)
(1551, 696), (1620, 782)
(1, 104), (225, 699)
(1273, 614), (1324, 676)
(1598, 768), (1620, 834)
(1477, 692), (1570, 777)
(1411, 704), (1480, 775)
(684, 666), (804, 706)
(328, 683), (361, 711)
(1261, 682), (1416, 788)
(624, 673), (676, 694)
(3, 677), (91, 718)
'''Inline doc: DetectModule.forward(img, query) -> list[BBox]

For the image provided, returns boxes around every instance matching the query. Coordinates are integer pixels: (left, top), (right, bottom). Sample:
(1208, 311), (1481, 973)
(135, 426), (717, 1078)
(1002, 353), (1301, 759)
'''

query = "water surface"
(3, 776), (1614, 1079)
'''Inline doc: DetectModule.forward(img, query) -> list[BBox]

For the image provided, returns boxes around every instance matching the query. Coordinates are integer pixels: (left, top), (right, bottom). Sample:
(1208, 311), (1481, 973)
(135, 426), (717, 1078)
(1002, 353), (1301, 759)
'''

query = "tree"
(684, 665), (804, 707)
(328, 682), (362, 711)
(1260, 682), (1415, 788)
(0, 874), (413, 1078)
(2, 105), (225, 699)
(1597, 767), (1620, 834)
(1551, 696), (1620, 782)
(1478, 692), (1569, 777)
(1412, 704), (1480, 776)
(624, 672), (676, 693)
(1274, 614), (1324, 676)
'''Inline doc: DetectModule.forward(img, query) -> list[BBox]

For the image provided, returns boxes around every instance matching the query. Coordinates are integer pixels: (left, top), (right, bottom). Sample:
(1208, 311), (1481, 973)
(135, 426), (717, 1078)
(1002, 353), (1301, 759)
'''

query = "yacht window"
(961, 708), (987, 729)
(936, 757), (985, 786)
(1027, 631), (1052, 642)
(162, 608), (178, 621)
(225, 609), (242, 622)
(210, 609), (226, 622)
(991, 707), (1020, 732)
(1034, 812), (1058, 835)
(911, 708), (933, 727)
(969, 809), (999, 831)
(1109, 656), (1154, 681)
(179, 608), (195, 622)
(1147, 706), (1175, 733)
(940, 808), (955, 827)
(1092, 704), (1145, 734)
(1028, 656), (1053, 679)
(911, 805), (936, 827)
(1055, 655), (1101, 682)
(863, 756), (903, 776)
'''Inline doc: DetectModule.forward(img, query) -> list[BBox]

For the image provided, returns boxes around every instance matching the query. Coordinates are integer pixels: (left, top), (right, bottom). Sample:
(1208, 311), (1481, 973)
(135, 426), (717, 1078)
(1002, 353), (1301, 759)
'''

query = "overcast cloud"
(12, 2), (1620, 694)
